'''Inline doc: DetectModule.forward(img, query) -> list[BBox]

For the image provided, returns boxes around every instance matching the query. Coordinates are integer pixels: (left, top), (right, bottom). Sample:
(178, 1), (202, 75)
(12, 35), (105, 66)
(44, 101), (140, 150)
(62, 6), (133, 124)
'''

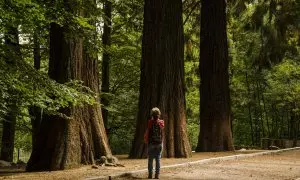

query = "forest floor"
(0, 150), (299, 180)
(119, 149), (300, 180)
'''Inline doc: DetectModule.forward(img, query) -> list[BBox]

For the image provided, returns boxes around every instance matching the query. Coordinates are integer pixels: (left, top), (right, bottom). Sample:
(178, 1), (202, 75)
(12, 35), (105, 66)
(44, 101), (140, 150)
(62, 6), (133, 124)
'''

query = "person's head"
(150, 107), (161, 119)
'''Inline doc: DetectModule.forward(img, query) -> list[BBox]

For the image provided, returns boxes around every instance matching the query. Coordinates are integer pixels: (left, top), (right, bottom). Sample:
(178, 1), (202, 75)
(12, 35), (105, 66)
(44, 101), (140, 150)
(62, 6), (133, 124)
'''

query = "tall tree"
(0, 26), (20, 162)
(101, 0), (112, 130)
(130, 0), (191, 158)
(29, 28), (42, 148)
(26, 0), (112, 171)
(196, 0), (234, 151)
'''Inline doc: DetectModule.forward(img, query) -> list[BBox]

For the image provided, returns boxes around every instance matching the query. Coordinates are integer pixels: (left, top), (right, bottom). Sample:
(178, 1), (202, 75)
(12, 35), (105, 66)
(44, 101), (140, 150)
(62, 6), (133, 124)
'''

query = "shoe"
(155, 173), (159, 179)
(148, 173), (152, 179)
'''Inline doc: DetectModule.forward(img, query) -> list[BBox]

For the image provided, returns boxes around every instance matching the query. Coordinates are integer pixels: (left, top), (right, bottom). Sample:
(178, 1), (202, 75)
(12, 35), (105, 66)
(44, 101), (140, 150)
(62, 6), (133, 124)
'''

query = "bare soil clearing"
(123, 150), (300, 180)
(1, 150), (297, 180)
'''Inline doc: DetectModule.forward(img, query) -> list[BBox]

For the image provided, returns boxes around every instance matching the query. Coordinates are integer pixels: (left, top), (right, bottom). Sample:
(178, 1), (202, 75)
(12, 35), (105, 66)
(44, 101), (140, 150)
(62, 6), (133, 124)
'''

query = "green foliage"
(236, 0), (300, 67)
(265, 59), (300, 112)
(0, 59), (96, 119)
(187, 122), (198, 150)
(185, 59), (200, 150)
(229, 0), (300, 146)
(1, 0), (300, 157)
(0, 0), (104, 114)
(0, 0), (101, 160)
(183, 0), (201, 149)
(100, 0), (143, 154)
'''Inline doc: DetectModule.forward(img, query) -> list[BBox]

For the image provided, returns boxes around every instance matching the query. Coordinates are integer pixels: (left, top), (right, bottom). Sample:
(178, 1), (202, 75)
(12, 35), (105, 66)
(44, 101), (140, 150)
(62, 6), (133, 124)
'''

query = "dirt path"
(124, 150), (300, 180)
(0, 151), (258, 180)
(1, 150), (299, 180)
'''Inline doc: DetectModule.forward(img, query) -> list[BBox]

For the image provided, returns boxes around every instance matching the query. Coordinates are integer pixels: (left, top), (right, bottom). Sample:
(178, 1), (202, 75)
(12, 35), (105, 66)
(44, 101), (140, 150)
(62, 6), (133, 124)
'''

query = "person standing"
(144, 107), (164, 179)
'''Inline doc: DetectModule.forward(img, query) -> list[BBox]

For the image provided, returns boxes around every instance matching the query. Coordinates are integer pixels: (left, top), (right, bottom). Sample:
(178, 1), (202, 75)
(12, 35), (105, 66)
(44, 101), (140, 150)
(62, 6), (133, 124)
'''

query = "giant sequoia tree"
(196, 0), (234, 151)
(130, 0), (191, 158)
(26, 1), (111, 171)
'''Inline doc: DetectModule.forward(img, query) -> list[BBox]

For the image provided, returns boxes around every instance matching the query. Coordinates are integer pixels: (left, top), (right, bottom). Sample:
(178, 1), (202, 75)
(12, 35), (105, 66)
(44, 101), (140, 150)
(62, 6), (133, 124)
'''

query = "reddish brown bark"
(196, 0), (234, 152)
(26, 10), (111, 171)
(129, 0), (191, 158)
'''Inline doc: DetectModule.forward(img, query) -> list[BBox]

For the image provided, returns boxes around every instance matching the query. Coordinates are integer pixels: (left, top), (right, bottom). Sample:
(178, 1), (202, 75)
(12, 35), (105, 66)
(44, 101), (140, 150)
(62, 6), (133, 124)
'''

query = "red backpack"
(148, 120), (163, 144)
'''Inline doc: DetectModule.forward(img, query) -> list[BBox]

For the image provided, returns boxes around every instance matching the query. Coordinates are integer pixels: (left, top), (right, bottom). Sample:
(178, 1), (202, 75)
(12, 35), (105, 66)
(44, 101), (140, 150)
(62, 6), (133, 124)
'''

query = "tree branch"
(183, 0), (201, 26)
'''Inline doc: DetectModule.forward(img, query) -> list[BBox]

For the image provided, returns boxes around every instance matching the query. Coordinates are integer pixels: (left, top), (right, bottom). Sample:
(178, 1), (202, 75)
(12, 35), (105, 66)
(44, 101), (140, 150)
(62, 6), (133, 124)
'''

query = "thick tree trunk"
(26, 19), (111, 171)
(0, 26), (20, 162)
(196, 0), (234, 152)
(29, 29), (42, 148)
(101, 0), (112, 130)
(29, 107), (42, 149)
(129, 0), (191, 158)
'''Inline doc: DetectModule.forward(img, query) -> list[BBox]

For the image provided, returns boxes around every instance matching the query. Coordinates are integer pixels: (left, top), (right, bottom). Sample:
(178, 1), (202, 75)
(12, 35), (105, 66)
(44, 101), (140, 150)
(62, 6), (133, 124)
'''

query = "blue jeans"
(148, 144), (162, 174)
